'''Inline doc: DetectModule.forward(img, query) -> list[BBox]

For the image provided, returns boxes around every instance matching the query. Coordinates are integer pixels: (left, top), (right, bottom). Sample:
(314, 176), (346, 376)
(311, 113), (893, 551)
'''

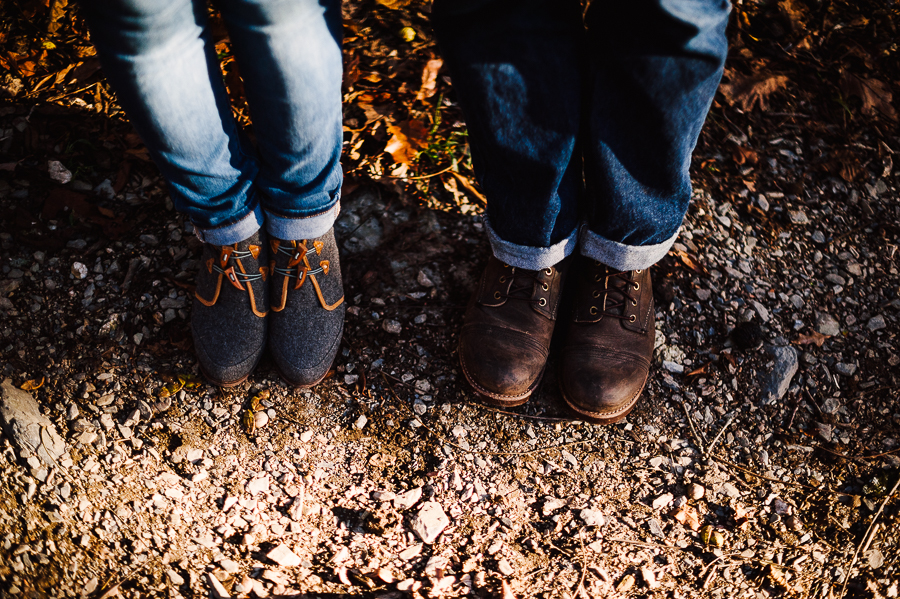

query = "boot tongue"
(506, 267), (539, 300)
(601, 269), (632, 316)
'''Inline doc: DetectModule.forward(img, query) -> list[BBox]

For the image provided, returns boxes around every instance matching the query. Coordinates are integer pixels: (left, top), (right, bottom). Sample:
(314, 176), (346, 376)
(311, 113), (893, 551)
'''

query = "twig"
(706, 411), (736, 454)
(681, 400), (705, 452)
(575, 528), (588, 598)
(838, 476), (900, 599)
(710, 455), (817, 490)
(386, 165), (455, 180)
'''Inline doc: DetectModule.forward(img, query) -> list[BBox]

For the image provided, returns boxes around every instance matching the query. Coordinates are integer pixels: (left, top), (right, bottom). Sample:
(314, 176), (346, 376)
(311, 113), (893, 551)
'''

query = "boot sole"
(559, 373), (646, 425)
(460, 355), (544, 408)
(199, 365), (251, 388)
(275, 363), (332, 390)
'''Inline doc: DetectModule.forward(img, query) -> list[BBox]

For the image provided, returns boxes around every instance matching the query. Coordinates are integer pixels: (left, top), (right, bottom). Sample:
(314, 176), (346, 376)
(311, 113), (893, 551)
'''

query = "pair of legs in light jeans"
(81, 0), (347, 387)
(80, 0), (344, 243)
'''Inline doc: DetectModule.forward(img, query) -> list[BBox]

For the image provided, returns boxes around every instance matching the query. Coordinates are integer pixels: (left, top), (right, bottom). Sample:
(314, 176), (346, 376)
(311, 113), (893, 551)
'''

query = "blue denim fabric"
(433, 0), (730, 270)
(79, 0), (344, 245)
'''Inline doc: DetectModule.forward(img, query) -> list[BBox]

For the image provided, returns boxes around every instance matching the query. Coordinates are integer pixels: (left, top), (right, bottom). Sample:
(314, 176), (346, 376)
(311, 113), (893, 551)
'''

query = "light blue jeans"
(79, 0), (343, 245)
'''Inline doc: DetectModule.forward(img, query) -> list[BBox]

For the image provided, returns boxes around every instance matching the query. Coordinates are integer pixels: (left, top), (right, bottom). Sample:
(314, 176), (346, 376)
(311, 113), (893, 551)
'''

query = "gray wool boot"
(268, 228), (345, 387)
(192, 230), (269, 386)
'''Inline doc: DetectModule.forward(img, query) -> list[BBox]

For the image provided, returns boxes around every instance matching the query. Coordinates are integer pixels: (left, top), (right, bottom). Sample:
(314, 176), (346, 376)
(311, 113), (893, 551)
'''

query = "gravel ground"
(2, 75), (900, 599)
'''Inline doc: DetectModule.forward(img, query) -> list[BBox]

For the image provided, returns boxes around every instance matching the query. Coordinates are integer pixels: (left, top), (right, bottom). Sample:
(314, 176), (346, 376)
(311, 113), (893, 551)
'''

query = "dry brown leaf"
(375, 0), (412, 7)
(719, 73), (789, 111)
(794, 331), (829, 347)
(450, 171), (487, 205)
(384, 119), (428, 164)
(670, 504), (701, 531)
(416, 58), (443, 101)
(672, 250), (707, 274)
(839, 71), (898, 121)
(20, 378), (45, 391)
(732, 145), (758, 165)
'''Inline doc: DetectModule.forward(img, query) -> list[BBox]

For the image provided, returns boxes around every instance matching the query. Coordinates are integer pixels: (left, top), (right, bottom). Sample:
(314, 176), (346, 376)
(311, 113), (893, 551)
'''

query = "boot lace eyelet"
(635, 269), (642, 273)
(544, 268), (553, 275)
(538, 298), (547, 307)
(593, 274), (601, 282)
(499, 276), (506, 283)
(541, 283), (549, 291)
(629, 314), (637, 322)
(589, 306), (598, 315)
(631, 299), (638, 306)
(633, 283), (640, 291)
(493, 291), (501, 300)
(592, 290), (600, 298)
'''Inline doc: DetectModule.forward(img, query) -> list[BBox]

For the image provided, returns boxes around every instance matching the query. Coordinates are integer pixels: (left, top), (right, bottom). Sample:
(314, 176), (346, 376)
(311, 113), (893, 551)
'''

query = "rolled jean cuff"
(579, 224), (680, 271)
(194, 204), (264, 245)
(486, 218), (578, 270)
(265, 200), (341, 241)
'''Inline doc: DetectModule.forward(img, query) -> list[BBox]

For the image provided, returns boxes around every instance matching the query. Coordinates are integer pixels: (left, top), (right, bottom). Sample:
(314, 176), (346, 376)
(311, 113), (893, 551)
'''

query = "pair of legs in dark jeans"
(433, 0), (730, 421)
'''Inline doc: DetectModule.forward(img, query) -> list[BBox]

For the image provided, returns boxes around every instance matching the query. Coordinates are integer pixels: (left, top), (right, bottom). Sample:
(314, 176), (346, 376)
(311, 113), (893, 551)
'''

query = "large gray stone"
(0, 379), (69, 469)
(760, 346), (799, 405)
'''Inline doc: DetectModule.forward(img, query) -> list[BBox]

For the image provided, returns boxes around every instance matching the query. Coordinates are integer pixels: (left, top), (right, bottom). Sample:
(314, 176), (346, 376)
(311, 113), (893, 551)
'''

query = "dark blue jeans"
(432, 0), (730, 270)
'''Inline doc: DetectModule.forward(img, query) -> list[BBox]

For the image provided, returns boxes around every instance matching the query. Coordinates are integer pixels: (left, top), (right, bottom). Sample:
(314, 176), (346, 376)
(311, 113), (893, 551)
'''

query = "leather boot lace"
(270, 239), (343, 311)
(497, 264), (551, 307)
(195, 244), (267, 316)
(591, 264), (641, 322)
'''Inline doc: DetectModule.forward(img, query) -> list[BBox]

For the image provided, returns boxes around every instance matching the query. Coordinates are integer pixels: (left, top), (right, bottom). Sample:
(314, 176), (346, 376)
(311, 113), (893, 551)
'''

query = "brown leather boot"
(560, 256), (655, 423)
(458, 256), (567, 406)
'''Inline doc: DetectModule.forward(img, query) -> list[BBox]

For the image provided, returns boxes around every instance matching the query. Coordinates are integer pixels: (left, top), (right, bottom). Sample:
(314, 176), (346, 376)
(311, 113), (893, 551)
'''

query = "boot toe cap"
(560, 347), (649, 422)
(459, 325), (548, 402)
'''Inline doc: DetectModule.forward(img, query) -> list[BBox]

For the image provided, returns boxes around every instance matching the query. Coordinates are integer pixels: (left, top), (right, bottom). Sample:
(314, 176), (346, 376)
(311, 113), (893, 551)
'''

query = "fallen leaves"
(20, 378), (45, 391)
(416, 58), (443, 102)
(384, 119), (429, 165)
(794, 331), (829, 347)
(670, 504), (701, 531)
(719, 72), (789, 112)
(839, 71), (898, 121)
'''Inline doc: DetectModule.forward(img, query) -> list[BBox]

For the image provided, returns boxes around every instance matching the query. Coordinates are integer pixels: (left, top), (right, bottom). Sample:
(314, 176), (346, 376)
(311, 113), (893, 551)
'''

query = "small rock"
(0, 380), (70, 469)
(867, 549), (884, 569)
(749, 300), (770, 323)
(662, 361), (684, 374)
(383, 320), (402, 334)
(206, 572), (231, 599)
(652, 493), (674, 510)
(867, 315), (887, 331)
(816, 313), (841, 337)
(688, 483), (705, 500)
(617, 574), (635, 593)
(579, 508), (605, 527)
(254, 411), (269, 429)
(760, 345), (798, 405)
(497, 558), (514, 577)
(71, 262), (89, 279)
(166, 569), (185, 585)
(409, 501), (450, 544)
(417, 270), (435, 288)
(788, 210), (809, 225)
(266, 543), (302, 567)
(332, 547), (350, 564)
(247, 475), (270, 495)
(640, 566), (660, 590)
(825, 273), (846, 286)
(814, 422), (832, 442)
(542, 497), (566, 516)
(354, 415), (367, 430)
(393, 487), (422, 510)
(48, 160), (73, 184)
(834, 362), (857, 376)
